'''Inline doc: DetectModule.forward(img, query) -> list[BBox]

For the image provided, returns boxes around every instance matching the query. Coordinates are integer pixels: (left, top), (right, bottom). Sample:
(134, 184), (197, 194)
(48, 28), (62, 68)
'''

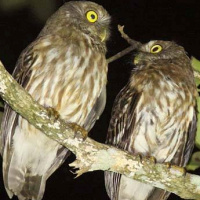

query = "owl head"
(39, 1), (111, 43)
(134, 40), (188, 65)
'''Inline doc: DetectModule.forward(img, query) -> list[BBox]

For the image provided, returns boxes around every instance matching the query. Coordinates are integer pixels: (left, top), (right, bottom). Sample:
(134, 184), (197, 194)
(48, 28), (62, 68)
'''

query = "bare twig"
(107, 45), (136, 63)
(118, 25), (140, 46)
(107, 25), (141, 64)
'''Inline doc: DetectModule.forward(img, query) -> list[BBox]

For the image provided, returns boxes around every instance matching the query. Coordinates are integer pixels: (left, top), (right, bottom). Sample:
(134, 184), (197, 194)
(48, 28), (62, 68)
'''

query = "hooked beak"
(131, 41), (142, 65)
(133, 54), (141, 65)
(99, 28), (107, 42)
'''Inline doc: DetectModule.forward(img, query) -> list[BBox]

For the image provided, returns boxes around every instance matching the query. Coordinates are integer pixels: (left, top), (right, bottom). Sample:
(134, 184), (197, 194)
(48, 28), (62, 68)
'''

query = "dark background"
(0, 0), (200, 199)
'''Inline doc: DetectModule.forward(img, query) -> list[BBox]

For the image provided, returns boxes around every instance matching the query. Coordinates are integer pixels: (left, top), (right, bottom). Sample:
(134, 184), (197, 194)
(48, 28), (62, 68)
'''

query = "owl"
(105, 40), (197, 200)
(1, 1), (110, 200)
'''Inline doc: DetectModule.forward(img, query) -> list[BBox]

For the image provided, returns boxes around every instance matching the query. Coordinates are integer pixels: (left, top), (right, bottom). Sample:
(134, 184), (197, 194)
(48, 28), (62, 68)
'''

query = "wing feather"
(183, 109), (197, 166)
(84, 86), (106, 131)
(105, 83), (141, 199)
(1, 42), (37, 156)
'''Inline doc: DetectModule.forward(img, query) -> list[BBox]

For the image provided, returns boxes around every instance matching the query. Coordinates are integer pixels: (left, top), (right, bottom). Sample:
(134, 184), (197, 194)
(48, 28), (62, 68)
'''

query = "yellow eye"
(150, 44), (162, 53)
(86, 10), (98, 23)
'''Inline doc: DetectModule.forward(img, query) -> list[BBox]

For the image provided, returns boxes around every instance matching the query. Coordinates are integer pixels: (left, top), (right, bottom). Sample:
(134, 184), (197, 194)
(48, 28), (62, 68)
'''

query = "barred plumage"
(1, 2), (110, 200)
(105, 40), (197, 200)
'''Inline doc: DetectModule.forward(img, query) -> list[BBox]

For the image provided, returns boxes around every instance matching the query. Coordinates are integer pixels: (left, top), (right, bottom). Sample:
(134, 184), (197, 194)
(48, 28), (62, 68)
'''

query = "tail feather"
(118, 176), (154, 200)
(105, 172), (170, 200)
(148, 188), (170, 200)
(4, 162), (64, 200)
(3, 145), (70, 200)
(18, 174), (46, 200)
(3, 151), (25, 198)
(4, 156), (46, 200)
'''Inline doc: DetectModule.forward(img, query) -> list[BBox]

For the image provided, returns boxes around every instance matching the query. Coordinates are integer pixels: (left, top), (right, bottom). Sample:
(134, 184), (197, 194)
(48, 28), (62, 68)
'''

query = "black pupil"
(91, 14), (95, 19)
(153, 47), (159, 52)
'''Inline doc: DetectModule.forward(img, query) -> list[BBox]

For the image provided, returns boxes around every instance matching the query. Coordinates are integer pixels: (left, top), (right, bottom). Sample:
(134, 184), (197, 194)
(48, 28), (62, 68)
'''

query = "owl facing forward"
(1, 1), (110, 200)
(105, 40), (197, 200)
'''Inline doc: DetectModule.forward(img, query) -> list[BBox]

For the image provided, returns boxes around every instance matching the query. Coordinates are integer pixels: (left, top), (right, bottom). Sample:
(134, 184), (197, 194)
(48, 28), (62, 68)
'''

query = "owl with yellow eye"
(105, 40), (197, 200)
(1, 1), (110, 200)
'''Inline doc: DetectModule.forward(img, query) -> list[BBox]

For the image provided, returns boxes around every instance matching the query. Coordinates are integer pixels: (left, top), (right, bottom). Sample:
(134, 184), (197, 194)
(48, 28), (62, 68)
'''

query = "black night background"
(0, 0), (200, 199)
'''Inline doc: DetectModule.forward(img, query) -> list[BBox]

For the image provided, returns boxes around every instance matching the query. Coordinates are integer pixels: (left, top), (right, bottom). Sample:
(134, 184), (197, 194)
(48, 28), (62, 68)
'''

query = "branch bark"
(0, 61), (200, 200)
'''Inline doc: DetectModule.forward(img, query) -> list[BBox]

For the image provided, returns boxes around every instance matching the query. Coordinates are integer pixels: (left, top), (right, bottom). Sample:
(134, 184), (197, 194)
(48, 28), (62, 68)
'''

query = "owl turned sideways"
(105, 40), (198, 200)
(1, 1), (110, 200)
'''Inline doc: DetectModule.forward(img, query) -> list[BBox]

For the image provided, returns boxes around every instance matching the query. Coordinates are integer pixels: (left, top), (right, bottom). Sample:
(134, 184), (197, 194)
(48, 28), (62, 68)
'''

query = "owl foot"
(146, 156), (156, 164)
(69, 122), (88, 141)
(141, 155), (156, 164)
(171, 165), (186, 176)
(164, 162), (171, 168)
(134, 154), (142, 162)
(46, 107), (60, 121)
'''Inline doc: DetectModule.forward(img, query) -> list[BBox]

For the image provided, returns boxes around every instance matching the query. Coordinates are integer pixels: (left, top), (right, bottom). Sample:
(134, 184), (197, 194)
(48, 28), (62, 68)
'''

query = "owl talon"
(147, 156), (156, 164)
(46, 107), (60, 121)
(181, 167), (186, 175)
(69, 123), (88, 140)
(164, 162), (171, 168)
(141, 155), (156, 164)
(171, 165), (186, 175)
(135, 154), (142, 162)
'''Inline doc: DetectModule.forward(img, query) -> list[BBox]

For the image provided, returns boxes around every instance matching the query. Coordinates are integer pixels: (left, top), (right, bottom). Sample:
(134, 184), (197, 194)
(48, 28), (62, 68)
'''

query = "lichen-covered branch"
(0, 61), (200, 199)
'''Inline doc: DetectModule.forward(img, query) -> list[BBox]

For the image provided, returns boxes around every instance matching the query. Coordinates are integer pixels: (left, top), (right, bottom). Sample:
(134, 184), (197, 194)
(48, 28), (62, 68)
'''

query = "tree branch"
(0, 61), (200, 200)
(117, 25), (141, 46)
(107, 25), (141, 64)
(107, 45), (137, 63)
